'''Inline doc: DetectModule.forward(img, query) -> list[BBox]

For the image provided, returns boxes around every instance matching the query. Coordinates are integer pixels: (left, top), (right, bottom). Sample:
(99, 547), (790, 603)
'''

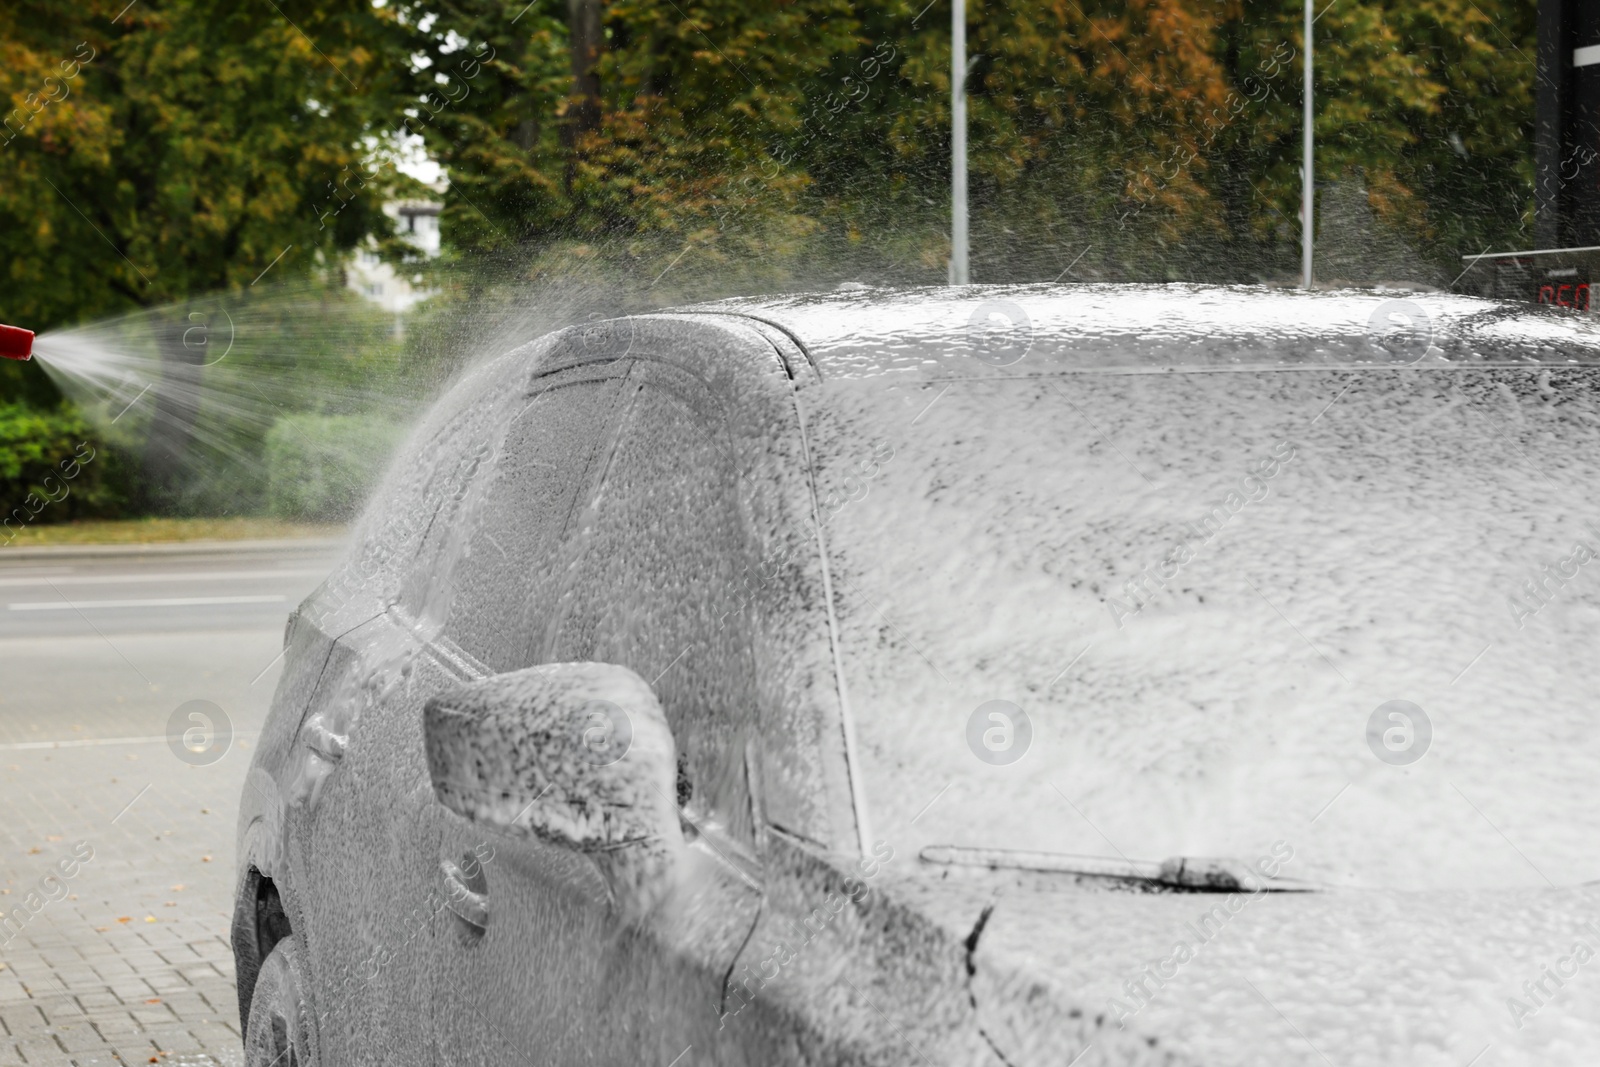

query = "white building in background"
(347, 195), (443, 315)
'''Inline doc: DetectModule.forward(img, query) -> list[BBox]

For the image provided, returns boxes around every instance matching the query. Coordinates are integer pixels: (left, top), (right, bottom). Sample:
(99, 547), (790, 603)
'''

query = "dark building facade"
(1467, 1), (1600, 307)
(1536, 0), (1600, 251)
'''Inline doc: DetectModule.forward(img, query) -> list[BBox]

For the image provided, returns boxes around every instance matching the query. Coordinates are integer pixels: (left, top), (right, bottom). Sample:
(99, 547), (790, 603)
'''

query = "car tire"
(244, 936), (317, 1067)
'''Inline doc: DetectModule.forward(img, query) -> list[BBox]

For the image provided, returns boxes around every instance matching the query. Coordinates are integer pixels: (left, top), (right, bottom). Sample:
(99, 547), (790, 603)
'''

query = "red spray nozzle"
(0, 323), (33, 362)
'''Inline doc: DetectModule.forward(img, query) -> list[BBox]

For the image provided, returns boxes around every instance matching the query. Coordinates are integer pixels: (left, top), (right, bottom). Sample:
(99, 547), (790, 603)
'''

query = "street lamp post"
(951, 0), (970, 285)
(1301, 0), (1314, 289)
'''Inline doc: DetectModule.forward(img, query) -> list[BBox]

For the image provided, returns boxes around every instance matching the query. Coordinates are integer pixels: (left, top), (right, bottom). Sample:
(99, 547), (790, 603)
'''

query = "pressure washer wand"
(0, 323), (34, 361)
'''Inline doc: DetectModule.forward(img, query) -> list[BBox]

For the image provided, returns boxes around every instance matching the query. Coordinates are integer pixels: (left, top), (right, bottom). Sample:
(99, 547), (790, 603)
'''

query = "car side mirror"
(423, 662), (684, 920)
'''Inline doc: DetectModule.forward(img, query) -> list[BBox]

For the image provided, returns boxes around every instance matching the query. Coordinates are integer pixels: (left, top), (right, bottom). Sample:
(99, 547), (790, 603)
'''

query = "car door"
(289, 364), (629, 1065)
(426, 353), (766, 1065)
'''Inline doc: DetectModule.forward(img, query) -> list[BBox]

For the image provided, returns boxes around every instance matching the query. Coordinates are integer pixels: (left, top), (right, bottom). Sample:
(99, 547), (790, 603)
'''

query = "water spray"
(0, 323), (34, 361)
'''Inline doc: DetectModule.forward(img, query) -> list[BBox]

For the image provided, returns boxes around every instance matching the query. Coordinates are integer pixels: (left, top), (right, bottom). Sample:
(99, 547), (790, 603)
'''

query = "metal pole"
(951, 0), (969, 285)
(1301, 0), (1314, 289)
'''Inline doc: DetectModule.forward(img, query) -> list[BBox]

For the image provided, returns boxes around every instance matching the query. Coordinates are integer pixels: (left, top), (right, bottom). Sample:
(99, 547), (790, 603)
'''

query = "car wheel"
(244, 936), (317, 1067)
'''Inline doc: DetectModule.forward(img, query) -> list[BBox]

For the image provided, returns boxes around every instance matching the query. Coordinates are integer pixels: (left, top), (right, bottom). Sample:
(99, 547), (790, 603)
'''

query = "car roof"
(685, 282), (1600, 379)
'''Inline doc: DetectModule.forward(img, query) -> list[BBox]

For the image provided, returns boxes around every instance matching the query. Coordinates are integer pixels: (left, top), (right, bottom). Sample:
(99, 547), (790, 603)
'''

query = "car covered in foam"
(235, 284), (1600, 1067)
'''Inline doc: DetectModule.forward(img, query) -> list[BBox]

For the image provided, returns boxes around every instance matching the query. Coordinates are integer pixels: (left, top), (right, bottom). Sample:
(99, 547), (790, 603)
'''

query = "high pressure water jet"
(0, 322), (33, 361)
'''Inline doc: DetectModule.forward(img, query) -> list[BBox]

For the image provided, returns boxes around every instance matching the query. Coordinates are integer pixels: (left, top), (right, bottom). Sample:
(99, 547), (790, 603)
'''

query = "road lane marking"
(0, 732), (257, 751)
(8, 595), (287, 611)
(1, 736), (171, 750)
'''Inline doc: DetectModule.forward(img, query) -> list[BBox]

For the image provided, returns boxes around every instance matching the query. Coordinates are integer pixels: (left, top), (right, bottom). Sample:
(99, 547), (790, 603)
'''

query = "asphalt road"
(0, 538), (346, 1067)
(0, 539), (344, 746)
(0, 540), (342, 641)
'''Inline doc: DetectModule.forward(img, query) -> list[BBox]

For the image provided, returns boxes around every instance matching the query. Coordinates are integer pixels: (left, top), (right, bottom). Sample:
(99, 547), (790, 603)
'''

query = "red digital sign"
(1538, 282), (1591, 310)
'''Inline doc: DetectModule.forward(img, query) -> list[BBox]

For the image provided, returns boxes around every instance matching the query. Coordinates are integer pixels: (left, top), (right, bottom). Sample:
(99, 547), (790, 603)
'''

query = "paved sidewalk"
(0, 536), (325, 1067)
(1, 740), (249, 1067)
(0, 543), (321, 1067)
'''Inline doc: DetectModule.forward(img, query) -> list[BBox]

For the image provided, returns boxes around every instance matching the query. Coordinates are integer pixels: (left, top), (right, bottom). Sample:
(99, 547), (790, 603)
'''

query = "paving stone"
(32, 1007), (83, 1030)
(138, 980), (186, 1000)
(12, 1034), (64, 1061)
(86, 1015), (141, 1040)
(22, 1051), (74, 1067)
(0, 751), (243, 1067)
(84, 967), (132, 986)
(67, 998), (117, 1017)
(0, 1006), (49, 1034)
(145, 1029), (201, 1055)
(51, 1026), (109, 1055)
(31, 957), (78, 973)
(105, 958), (160, 980)
(62, 1050), (120, 1067)
(99, 986), (149, 1009)
(150, 1000), (205, 1027)
(1, 642), (267, 1067)
(68, 944), (114, 963)
(179, 1026), (235, 1054)
(107, 1039), (158, 1065)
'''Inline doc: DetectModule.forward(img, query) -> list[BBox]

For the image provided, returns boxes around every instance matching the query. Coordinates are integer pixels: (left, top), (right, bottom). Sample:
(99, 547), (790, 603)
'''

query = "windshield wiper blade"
(919, 846), (1315, 892)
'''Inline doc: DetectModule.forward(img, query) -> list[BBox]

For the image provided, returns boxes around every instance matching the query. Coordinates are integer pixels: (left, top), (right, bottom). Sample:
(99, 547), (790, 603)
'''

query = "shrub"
(264, 413), (405, 522)
(0, 403), (122, 533)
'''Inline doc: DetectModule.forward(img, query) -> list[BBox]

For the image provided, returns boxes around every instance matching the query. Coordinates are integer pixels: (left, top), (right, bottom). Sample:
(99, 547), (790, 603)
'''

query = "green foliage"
(384, 0), (860, 260)
(29, 281), (424, 518)
(0, 0), (1548, 524)
(783, 0), (1537, 281)
(1199, 0), (1536, 277)
(1, 0), (1538, 303)
(0, 403), (122, 528)
(263, 412), (404, 522)
(0, 0), (405, 333)
(0, 348), (67, 409)
(382, 0), (1536, 287)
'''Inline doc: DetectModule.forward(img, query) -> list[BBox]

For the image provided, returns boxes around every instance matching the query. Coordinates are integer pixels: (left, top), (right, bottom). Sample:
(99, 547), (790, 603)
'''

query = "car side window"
(543, 366), (760, 848)
(437, 376), (629, 672)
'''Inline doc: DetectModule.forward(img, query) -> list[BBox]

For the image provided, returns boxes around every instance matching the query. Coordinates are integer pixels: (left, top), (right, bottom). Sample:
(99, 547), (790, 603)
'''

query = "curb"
(0, 536), (349, 561)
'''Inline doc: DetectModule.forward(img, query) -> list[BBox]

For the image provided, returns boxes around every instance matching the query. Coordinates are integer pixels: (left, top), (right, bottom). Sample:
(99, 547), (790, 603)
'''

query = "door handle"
(440, 857), (489, 931)
(300, 714), (347, 762)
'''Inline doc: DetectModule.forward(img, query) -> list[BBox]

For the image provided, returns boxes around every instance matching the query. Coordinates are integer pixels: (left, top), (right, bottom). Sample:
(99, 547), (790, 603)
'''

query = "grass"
(4, 516), (345, 546)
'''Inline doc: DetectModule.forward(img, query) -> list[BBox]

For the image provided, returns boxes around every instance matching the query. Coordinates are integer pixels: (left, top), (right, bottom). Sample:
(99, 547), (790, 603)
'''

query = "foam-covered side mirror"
(424, 662), (684, 918)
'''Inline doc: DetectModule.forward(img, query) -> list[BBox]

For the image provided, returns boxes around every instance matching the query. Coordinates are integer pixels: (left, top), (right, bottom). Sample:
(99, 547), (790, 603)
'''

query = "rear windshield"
(811, 366), (1600, 891)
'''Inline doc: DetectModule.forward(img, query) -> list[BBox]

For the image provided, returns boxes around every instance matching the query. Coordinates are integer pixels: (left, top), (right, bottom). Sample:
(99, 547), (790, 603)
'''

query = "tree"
(1200, 0), (1536, 280)
(787, 0), (1536, 283)
(393, 0), (1538, 287)
(0, 0), (401, 333)
(382, 0), (859, 264)
(2, 0), (1541, 314)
